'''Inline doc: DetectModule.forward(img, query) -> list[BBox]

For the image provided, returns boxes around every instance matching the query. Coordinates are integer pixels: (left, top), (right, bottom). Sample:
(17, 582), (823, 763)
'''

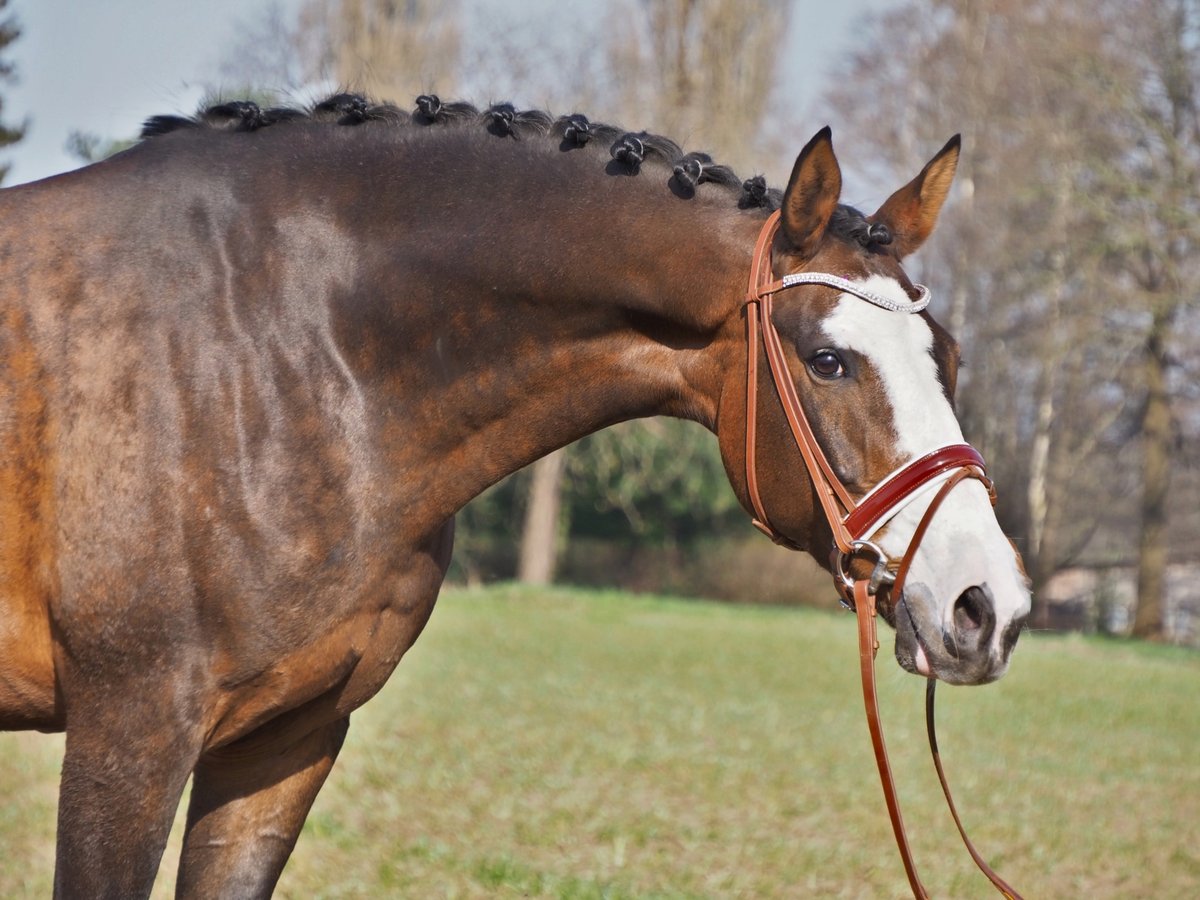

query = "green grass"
(2, 585), (1198, 897)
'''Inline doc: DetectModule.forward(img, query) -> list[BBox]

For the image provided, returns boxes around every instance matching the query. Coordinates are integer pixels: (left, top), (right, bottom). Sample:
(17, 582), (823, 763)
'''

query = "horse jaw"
(820, 275), (1032, 685)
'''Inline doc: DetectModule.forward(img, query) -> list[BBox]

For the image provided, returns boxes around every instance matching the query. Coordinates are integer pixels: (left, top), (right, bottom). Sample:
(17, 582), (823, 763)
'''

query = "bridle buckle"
(836, 539), (895, 609)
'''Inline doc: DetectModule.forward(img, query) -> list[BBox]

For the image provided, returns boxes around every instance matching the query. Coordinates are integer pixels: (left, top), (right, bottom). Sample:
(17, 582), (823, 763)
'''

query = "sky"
(3, 0), (890, 188)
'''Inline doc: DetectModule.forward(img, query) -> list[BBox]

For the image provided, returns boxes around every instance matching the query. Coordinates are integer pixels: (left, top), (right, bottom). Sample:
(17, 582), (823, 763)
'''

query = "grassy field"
(2, 585), (1198, 898)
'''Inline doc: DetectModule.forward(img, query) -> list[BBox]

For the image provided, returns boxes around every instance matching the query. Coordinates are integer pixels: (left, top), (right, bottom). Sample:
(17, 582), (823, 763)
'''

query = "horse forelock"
(138, 92), (789, 213)
(826, 205), (897, 255)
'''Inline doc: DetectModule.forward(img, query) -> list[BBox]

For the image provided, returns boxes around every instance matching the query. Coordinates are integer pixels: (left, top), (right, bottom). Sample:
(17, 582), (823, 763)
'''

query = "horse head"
(718, 128), (1031, 686)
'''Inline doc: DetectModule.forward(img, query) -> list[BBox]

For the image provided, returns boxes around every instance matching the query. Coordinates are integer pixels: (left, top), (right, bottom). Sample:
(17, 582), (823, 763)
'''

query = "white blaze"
(820, 276), (1030, 638)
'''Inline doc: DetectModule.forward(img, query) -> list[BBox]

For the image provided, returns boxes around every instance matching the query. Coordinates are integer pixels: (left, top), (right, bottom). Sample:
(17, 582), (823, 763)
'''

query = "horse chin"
(892, 588), (934, 678)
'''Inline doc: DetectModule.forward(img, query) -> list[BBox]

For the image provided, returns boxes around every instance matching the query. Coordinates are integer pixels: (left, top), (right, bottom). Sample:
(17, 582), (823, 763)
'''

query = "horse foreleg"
(54, 709), (203, 899)
(175, 716), (350, 899)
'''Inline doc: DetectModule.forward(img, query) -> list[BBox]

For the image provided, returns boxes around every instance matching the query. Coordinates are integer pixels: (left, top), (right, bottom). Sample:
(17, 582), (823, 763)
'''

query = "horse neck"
(355, 165), (759, 528)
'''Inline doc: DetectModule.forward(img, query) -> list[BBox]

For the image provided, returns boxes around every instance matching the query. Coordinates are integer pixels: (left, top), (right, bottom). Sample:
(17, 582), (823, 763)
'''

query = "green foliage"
(565, 420), (741, 546)
(449, 470), (530, 584)
(449, 422), (744, 587)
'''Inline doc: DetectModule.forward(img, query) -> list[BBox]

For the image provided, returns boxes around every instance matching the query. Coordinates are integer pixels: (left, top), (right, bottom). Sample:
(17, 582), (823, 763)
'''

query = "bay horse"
(0, 93), (1030, 897)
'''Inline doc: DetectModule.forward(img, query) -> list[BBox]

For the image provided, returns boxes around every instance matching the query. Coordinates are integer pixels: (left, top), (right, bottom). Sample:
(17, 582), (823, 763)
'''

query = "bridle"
(743, 209), (1023, 899)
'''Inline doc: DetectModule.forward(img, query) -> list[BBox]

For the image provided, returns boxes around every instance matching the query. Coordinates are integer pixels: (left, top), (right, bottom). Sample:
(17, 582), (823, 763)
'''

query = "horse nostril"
(946, 587), (1000, 675)
(953, 586), (991, 634)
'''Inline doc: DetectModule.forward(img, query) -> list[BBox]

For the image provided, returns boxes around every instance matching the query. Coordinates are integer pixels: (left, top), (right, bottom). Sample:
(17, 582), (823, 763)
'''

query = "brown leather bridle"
(743, 210), (1023, 899)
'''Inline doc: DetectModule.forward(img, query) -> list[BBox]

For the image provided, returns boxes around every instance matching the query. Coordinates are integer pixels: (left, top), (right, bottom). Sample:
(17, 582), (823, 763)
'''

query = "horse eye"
(809, 349), (845, 379)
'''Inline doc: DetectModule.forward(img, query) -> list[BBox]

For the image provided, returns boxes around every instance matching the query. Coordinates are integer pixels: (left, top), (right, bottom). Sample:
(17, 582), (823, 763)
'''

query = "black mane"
(140, 91), (890, 248)
(828, 204), (894, 250)
(141, 92), (784, 212)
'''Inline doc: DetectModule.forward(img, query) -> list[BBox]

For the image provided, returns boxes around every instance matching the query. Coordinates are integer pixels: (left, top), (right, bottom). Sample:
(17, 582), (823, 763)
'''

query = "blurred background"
(2, 0), (1197, 644)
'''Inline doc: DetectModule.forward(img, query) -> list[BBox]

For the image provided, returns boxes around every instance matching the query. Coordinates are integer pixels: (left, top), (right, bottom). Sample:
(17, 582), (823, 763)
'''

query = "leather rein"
(743, 210), (1022, 899)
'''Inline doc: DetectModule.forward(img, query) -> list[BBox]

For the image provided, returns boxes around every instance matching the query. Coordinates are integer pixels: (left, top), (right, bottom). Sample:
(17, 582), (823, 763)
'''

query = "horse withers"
(0, 94), (1030, 897)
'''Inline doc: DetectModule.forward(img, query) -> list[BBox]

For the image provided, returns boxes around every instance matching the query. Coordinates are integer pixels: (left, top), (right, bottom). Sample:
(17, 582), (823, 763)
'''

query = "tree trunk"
(1026, 374), (1055, 626)
(1132, 306), (1172, 640)
(1026, 232), (1067, 625)
(1132, 0), (1193, 641)
(517, 450), (567, 585)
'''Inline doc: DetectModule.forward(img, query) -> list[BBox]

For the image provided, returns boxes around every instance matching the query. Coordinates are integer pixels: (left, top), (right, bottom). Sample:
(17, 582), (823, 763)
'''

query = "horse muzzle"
(894, 583), (1025, 686)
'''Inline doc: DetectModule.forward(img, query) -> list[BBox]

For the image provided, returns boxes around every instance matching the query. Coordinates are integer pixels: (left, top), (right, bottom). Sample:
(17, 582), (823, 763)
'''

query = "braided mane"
(141, 91), (884, 243)
(142, 92), (781, 211)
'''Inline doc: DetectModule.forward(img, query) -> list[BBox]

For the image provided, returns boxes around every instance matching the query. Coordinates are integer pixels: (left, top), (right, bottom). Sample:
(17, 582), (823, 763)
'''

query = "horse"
(0, 92), (1031, 897)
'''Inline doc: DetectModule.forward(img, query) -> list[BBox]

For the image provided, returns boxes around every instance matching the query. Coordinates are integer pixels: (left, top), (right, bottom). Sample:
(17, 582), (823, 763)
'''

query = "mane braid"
(828, 205), (894, 251)
(138, 91), (784, 213)
(313, 92), (408, 126)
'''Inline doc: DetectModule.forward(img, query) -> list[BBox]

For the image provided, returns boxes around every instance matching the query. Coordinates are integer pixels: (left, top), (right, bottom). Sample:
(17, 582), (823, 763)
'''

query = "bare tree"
(822, 0), (1200, 636)
(298, 0), (462, 101)
(606, 0), (792, 172)
(513, 0), (794, 584)
(517, 449), (567, 585)
(1110, 0), (1199, 639)
(216, 1), (311, 96)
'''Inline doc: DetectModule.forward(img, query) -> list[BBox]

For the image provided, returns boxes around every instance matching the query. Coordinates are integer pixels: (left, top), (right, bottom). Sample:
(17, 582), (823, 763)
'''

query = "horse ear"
(872, 135), (961, 258)
(780, 127), (842, 260)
